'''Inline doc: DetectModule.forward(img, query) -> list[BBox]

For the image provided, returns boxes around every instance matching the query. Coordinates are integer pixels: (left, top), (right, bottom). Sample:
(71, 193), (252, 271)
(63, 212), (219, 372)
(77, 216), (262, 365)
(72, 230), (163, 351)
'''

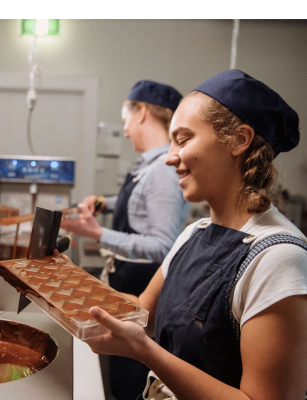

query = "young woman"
(85, 70), (307, 400)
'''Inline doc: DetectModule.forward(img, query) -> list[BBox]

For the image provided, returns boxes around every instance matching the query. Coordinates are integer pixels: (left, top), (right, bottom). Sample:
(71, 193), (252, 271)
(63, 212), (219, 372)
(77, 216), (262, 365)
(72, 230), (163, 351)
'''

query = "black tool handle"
(56, 235), (71, 253)
(94, 196), (105, 213)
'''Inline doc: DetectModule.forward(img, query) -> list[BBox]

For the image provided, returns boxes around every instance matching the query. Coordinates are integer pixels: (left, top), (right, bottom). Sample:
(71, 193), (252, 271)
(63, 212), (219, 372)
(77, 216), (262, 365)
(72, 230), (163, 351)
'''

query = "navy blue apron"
(109, 172), (160, 296)
(154, 223), (252, 389)
(138, 227), (307, 399)
(109, 172), (159, 400)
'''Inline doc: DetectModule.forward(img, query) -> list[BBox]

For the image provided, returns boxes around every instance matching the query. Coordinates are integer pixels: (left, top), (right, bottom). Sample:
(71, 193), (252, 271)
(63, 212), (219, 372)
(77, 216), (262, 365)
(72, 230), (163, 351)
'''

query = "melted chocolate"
(84, 298), (105, 308)
(40, 284), (60, 292)
(63, 301), (84, 311)
(40, 266), (58, 273)
(75, 311), (93, 321)
(99, 306), (118, 315)
(60, 280), (79, 289)
(119, 303), (139, 312)
(29, 260), (45, 267)
(0, 320), (58, 384)
(72, 288), (92, 298)
(28, 276), (49, 284)
(105, 294), (126, 304)
(80, 279), (100, 286)
(50, 292), (71, 301)
(50, 273), (69, 281)
(92, 286), (112, 295)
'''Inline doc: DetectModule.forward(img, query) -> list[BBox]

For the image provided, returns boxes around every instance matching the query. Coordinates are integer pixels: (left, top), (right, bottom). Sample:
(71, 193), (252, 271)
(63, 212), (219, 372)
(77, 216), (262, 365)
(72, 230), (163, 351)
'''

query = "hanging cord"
(27, 107), (36, 156)
(230, 19), (240, 69)
(26, 34), (41, 156)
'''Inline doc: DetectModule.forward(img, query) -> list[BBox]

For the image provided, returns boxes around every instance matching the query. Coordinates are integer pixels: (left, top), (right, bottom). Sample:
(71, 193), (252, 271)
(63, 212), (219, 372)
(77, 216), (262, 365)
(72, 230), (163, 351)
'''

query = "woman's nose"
(165, 147), (180, 167)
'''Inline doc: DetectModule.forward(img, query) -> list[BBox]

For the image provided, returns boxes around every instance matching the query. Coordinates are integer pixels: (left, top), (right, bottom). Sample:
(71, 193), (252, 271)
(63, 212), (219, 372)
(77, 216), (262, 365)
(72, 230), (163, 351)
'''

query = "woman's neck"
(140, 123), (170, 152)
(208, 192), (254, 231)
(210, 208), (253, 231)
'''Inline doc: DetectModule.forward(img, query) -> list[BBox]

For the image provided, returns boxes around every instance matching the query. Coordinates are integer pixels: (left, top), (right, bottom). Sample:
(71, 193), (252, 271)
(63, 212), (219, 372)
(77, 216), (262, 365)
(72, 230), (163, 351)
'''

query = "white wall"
(0, 19), (306, 200)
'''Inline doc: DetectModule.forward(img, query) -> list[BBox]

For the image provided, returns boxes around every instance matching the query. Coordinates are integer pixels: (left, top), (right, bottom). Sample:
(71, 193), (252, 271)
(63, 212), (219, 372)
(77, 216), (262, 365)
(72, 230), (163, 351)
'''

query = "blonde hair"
(187, 91), (278, 214)
(123, 100), (174, 132)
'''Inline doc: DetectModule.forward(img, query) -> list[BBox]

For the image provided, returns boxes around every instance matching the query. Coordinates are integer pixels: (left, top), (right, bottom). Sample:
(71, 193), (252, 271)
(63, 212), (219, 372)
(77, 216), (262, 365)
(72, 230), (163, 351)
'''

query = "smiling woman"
(197, 92), (277, 213)
(167, 90), (277, 223)
(84, 69), (307, 400)
(166, 93), (241, 209)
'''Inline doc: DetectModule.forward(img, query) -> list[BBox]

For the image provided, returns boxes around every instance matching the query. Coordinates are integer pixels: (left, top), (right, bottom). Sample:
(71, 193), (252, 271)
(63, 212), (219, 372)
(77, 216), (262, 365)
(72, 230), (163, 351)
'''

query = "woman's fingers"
(78, 203), (92, 219)
(89, 307), (124, 336)
(86, 307), (147, 359)
(80, 195), (98, 213)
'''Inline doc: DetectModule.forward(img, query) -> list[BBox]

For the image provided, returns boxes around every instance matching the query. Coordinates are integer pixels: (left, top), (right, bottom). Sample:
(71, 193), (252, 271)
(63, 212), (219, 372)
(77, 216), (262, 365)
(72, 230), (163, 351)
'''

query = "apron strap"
(230, 234), (307, 339)
(98, 248), (153, 284)
(143, 371), (177, 400)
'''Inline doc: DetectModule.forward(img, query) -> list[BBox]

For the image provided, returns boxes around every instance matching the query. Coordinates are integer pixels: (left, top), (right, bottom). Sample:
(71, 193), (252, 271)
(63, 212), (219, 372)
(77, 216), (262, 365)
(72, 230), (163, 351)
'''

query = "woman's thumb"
(89, 307), (123, 334)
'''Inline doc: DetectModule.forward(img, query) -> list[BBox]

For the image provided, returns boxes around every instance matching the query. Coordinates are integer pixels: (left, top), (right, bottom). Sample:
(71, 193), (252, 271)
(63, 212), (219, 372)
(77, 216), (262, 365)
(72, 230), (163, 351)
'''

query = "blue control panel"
(0, 156), (75, 184)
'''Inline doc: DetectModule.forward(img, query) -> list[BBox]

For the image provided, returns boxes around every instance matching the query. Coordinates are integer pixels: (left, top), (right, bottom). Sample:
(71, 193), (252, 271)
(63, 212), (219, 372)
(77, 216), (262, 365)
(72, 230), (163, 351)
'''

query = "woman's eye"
(178, 139), (187, 146)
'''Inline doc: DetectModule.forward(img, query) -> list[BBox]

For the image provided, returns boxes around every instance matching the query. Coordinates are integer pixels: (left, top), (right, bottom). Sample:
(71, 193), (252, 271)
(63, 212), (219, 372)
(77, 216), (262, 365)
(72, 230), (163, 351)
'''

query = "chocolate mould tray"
(0, 255), (148, 340)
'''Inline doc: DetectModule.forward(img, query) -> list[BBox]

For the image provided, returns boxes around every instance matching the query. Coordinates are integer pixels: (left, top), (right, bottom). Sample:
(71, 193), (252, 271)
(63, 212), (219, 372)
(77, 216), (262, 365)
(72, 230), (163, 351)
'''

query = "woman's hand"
(85, 306), (149, 361)
(81, 195), (107, 216)
(60, 203), (102, 241)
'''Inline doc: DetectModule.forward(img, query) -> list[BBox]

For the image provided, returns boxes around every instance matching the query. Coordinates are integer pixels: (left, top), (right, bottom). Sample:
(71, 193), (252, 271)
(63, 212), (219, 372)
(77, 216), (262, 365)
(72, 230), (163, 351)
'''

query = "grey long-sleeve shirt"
(99, 144), (190, 264)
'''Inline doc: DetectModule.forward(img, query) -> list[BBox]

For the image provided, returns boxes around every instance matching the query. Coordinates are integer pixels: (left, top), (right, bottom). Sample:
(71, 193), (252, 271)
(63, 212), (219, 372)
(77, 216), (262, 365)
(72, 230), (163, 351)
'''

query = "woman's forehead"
(121, 104), (130, 117)
(169, 96), (211, 138)
(172, 95), (207, 124)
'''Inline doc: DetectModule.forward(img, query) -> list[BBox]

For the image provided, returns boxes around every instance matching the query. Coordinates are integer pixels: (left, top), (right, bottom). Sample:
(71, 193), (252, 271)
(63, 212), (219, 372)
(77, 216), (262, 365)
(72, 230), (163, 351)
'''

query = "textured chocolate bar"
(0, 255), (148, 340)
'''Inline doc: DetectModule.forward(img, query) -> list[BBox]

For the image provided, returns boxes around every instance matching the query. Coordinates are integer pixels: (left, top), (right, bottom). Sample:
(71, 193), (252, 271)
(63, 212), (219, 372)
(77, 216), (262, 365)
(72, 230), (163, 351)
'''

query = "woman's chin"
(183, 191), (205, 204)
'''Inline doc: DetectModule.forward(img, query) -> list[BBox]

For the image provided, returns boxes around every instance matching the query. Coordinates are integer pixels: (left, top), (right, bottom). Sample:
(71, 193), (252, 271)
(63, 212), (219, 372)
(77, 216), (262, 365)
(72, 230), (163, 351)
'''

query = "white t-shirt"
(162, 205), (307, 328)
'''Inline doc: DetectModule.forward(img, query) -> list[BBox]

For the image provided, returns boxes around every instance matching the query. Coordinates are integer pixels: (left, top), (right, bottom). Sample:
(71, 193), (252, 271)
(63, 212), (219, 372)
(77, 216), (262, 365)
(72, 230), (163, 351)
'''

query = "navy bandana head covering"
(193, 69), (300, 157)
(128, 80), (182, 112)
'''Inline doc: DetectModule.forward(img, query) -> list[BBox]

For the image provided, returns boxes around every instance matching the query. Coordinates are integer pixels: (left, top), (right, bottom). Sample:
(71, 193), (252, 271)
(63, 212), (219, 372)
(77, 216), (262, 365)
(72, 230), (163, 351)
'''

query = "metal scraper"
(17, 207), (70, 314)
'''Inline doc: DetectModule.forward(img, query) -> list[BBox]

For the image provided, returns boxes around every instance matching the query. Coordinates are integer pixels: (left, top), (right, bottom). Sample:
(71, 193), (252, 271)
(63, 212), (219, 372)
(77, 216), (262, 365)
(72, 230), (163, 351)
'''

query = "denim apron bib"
(139, 226), (307, 399)
(155, 222), (252, 388)
(109, 172), (160, 297)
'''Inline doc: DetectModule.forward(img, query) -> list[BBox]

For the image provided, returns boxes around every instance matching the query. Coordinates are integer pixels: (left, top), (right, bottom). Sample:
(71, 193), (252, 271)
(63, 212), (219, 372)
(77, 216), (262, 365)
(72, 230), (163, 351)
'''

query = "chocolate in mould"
(0, 255), (148, 340)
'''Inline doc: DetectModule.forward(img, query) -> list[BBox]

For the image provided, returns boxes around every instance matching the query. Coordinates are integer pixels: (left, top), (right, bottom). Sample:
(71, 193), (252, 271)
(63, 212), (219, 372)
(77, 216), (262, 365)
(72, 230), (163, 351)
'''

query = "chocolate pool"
(0, 319), (58, 384)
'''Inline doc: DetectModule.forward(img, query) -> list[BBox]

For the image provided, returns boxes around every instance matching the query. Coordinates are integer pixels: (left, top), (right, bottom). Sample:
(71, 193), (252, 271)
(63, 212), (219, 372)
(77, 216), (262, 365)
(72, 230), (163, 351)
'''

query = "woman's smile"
(177, 169), (191, 183)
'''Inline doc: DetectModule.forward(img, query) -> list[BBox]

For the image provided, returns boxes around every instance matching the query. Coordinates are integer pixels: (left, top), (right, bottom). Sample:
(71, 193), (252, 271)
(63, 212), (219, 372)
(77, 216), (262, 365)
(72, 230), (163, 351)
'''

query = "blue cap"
(194, 69), (300, 157)
(128, 80), (182, 112)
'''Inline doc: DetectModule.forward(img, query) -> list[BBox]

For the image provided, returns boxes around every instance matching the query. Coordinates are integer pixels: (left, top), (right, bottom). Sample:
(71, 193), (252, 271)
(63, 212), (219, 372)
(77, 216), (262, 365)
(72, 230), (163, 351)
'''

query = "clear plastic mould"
(0, 255), (148, 340)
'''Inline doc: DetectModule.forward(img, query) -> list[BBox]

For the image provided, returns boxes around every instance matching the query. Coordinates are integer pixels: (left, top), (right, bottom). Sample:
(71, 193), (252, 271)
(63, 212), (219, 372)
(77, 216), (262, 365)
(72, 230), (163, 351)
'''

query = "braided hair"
(189, 91), (278, 214)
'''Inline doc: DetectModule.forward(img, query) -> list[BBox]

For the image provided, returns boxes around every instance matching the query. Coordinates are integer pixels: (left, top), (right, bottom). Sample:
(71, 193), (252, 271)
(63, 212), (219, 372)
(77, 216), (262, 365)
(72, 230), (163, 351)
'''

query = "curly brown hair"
(187, 91), (278, 214)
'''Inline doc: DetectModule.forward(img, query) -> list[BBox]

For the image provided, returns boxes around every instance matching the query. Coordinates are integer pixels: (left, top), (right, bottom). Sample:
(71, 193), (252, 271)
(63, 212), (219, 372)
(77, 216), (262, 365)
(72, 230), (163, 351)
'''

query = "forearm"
(139, 339), (250, 400)
(99, 228), (169, 262)
(99, 196), (187, 261)
(119, 267), (163, 338)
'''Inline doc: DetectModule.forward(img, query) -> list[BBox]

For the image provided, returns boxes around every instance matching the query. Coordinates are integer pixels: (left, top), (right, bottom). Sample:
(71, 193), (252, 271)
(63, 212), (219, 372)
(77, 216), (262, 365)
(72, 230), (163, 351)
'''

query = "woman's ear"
(136, 104), (147, 123)
(231, 125), (255, 156)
